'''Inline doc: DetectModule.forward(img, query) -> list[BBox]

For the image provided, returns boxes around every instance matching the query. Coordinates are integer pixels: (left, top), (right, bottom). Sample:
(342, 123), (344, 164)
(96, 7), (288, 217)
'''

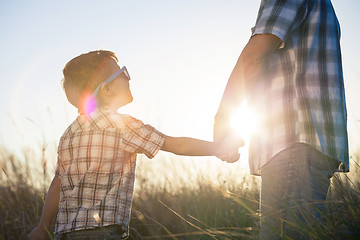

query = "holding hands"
(214, 114), (244, 163)
(215, 134), (244, 163)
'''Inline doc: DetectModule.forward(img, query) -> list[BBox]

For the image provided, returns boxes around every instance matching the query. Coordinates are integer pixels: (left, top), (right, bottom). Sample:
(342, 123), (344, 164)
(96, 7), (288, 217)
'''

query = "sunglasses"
(93, 66), (130, 96)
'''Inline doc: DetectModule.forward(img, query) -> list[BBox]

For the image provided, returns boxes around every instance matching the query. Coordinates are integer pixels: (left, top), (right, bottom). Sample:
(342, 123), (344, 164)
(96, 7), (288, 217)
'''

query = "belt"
(56, 224), (128, 240)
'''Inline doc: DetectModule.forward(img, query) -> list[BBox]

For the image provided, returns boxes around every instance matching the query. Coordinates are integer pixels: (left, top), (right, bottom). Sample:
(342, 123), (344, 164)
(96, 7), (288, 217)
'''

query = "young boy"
(28, 50), (242, 240)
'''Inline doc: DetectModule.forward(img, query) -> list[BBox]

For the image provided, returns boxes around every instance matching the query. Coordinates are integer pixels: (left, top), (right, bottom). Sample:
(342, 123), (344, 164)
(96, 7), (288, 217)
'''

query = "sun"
(230, 101), (258, 142)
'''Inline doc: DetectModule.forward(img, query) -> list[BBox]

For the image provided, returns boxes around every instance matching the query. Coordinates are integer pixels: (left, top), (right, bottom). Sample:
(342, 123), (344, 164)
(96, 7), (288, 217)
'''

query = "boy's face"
(103, 58), (133, 108)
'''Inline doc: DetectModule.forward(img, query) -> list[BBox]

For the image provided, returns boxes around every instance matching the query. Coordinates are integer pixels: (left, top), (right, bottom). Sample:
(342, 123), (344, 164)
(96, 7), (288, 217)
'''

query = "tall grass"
(0, 145), (360, 239)
(0, 146), (50, 240)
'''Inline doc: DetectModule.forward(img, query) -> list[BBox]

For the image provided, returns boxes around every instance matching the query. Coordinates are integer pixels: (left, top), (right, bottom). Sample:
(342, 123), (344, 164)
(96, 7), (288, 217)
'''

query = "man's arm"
(214, 34), (282, 142)
(28, 176), (61, 240)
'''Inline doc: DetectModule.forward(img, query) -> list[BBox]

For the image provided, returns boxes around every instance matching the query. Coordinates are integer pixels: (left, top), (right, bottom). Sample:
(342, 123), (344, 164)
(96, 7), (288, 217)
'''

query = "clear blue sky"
(1, 0), (359, 160)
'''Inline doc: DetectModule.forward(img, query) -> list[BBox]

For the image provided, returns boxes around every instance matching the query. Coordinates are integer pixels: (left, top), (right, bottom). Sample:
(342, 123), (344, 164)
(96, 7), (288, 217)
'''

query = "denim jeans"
(259, 143), (340, 240)
(54, 224), (128, 240)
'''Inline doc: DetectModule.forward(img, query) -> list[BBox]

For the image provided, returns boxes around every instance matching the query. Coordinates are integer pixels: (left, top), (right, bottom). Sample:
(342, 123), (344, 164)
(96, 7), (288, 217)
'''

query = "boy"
(28, 50), (242, 240)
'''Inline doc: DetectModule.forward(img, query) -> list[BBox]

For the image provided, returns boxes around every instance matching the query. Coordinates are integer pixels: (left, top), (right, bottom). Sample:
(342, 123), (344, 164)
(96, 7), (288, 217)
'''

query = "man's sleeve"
(120, 115), (165, 159)
(252, 0), (308, 45)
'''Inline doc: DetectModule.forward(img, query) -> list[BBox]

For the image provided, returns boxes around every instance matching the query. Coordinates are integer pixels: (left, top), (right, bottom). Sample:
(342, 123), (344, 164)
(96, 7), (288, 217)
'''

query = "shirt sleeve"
(54, 157), (62, 178)
(120, 115), (165, 159)
(54, 138), (65, 178)
(251, 0), (308, 46)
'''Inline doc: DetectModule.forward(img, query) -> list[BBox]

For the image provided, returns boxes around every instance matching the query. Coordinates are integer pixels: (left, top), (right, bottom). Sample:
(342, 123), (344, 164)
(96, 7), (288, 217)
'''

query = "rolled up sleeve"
(120, 115), (165, 159)
(252, 0), (308, 45)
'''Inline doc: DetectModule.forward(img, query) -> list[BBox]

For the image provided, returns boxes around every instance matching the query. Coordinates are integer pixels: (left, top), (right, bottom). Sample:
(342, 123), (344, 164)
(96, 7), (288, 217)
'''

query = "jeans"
(259, 143), (340, 240)
(54, 224), (128, 240)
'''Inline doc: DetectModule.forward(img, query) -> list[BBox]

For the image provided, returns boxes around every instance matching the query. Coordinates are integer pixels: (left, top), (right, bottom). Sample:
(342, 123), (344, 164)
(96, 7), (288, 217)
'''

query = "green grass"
(0, 146), (360, 240)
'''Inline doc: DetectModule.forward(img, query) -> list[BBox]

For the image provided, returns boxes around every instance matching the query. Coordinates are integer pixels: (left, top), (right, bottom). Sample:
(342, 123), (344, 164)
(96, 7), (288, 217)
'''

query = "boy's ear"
(101, 83), (112, 96)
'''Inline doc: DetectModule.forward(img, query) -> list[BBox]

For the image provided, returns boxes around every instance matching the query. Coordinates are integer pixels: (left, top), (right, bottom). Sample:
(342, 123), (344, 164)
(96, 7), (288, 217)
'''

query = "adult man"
(214, 0), (349, 239)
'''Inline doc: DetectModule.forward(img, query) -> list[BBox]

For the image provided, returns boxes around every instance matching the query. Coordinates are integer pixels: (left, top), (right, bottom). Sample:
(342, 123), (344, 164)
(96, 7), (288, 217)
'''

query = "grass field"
(0, 146), (360, 240)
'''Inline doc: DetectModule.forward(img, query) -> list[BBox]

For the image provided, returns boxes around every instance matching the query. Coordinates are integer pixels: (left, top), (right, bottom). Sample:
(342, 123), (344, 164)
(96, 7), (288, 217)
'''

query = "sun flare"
(230, 101), (258, 142)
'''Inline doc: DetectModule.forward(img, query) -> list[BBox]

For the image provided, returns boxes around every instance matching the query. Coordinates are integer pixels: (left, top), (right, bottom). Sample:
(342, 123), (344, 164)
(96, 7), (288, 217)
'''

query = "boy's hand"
(27, 226), (49, 240)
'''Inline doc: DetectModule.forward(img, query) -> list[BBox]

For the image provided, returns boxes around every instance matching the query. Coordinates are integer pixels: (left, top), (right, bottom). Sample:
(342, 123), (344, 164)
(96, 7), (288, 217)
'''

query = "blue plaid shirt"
(248, 0), (348, 175)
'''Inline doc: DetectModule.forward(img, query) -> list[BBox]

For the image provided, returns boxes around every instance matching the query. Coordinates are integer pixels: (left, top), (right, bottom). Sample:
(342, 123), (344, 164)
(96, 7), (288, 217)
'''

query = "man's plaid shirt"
(249, 0), (348, 175)
(54, 109), (165, 234)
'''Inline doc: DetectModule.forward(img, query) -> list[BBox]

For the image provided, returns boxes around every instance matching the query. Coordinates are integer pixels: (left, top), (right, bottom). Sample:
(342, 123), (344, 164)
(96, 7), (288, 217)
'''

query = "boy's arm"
(161, 136), (216, 156)
(28, 176), (61, 240)
(161, 135), (243, 162)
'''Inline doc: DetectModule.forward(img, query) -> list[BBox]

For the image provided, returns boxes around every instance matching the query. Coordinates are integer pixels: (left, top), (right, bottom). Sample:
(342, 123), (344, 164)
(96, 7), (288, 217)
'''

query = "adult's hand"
(217, 152), (241, 163)
(215, 130), (245, 163)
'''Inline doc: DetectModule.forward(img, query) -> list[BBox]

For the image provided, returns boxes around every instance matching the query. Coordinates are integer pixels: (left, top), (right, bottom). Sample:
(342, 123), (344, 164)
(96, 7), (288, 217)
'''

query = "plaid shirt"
(54, 109), (165, 234)
(248, 0), (348, 175)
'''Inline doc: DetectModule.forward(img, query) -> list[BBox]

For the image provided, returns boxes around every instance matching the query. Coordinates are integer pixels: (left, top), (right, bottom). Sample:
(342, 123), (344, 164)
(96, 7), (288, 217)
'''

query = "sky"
(0, 0), (359, 173)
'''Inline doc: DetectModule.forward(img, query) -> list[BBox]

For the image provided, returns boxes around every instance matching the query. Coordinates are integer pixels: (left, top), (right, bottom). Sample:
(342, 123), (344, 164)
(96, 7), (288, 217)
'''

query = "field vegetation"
(0, 145), (359, 239)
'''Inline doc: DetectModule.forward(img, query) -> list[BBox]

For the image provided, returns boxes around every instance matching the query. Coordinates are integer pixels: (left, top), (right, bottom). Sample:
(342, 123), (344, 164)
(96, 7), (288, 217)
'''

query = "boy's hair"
(62, 50), (118, 107)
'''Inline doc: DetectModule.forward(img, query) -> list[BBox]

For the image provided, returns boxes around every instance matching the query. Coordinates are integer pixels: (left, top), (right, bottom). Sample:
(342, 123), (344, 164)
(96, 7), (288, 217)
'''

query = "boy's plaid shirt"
(249, 0), (348, 175)
(54, 109), (165, 234)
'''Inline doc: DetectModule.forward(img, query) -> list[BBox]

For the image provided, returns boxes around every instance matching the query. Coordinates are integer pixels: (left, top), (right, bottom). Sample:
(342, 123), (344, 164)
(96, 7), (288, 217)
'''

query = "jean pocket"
(308, 148), (339, 171)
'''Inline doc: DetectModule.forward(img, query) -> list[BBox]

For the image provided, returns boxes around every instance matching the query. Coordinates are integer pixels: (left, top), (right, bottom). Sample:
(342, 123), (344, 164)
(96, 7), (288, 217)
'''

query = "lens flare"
(79, 90), (97, 116)
(230, 101), (258, 142)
